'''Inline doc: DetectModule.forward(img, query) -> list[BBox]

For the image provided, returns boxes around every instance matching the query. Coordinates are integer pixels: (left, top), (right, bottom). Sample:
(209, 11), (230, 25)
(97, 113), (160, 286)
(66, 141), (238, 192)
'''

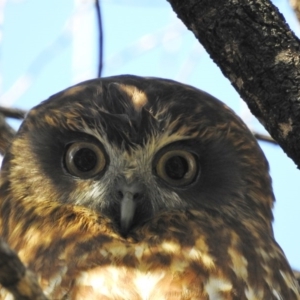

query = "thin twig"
(95, 0), (104, 77)
(252, 132), (277, 145)
(0, 107), (26, 154)
(0, 114), (16, 155)
(0, 107), (26, 119)
(0, 103), (278, 157)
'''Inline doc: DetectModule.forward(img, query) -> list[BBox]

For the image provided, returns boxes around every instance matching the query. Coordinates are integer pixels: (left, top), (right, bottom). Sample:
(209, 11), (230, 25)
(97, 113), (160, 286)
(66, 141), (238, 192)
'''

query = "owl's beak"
(120, 191), (136, 234)
(116, 179), (145, 235)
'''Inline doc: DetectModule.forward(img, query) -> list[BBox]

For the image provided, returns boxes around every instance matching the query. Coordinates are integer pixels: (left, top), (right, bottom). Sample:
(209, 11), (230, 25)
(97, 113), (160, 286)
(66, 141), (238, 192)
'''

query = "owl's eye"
(156, 150), (198, 186)
(65, 142), (106, 178)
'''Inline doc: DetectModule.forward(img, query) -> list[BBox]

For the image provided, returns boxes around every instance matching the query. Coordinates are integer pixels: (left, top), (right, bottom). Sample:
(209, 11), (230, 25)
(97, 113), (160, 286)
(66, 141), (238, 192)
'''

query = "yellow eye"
(156, 150), (198, 186)
(65, 142), (106, 178)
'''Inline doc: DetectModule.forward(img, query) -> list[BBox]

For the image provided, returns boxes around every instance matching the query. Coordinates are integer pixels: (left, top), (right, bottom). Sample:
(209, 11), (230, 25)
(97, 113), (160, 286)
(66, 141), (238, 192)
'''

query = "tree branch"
(0, 107), (26, 120)
(0, 107), (26, 155)
(252, 132), (277, 145)
(0, 238), (48, 300)
(167, 0), (300, 168)
(0, 114), (16, 155)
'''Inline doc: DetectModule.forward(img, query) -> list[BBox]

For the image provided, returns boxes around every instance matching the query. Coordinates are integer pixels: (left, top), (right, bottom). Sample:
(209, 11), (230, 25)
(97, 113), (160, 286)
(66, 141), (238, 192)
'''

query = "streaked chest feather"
(1, 205), (299, 300)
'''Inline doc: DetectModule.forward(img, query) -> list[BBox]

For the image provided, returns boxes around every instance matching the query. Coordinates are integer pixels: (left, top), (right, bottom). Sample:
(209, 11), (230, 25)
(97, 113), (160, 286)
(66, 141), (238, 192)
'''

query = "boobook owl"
(0, 75), (299, 299)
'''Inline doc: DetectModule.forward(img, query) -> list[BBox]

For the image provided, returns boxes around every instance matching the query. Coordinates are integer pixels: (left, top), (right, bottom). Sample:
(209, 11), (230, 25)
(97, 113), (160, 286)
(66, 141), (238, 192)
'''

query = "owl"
(0, 75), (299, 300)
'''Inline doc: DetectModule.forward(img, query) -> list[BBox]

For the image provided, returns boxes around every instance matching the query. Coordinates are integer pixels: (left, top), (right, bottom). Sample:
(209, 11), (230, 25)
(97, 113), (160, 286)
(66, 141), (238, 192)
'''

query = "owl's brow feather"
(107, 163), (153, 182)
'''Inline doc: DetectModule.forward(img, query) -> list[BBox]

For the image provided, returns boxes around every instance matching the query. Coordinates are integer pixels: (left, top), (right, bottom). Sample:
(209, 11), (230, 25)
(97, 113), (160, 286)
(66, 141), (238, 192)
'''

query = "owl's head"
(0, 75), (274, 235)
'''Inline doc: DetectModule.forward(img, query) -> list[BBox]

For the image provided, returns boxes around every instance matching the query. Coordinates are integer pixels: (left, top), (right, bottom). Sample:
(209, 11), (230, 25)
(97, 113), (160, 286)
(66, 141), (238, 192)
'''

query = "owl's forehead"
(25, 76), (242, 150)
(33, 78), (205, 118)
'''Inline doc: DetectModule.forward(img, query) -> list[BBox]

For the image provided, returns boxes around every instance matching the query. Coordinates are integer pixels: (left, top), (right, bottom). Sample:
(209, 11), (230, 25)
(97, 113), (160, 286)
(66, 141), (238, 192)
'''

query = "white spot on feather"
(188, 247), (215, 269)
(118, 84), (148, 111)
(227, 246), (248, 280)
(279, 270), (299, 295)
(134, 271), (165, 300)
(205, 277), (232, 300)
(245, 286), (264, 299)
(43, 267), (67, 296)
(161, 241), (180, 253)
(272, 289), (283, 300)
(134, 245), (145, 260)
(75, 266), (167, 300)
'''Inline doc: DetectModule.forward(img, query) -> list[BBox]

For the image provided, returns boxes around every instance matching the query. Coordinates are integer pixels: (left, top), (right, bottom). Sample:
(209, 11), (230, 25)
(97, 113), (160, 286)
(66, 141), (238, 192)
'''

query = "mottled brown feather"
(0, 75), (299, 299)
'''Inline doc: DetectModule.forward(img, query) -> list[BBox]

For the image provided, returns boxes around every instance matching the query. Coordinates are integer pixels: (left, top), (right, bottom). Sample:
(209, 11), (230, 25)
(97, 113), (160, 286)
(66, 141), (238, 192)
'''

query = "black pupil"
(73, 148), (97, 172)
(165, 156), (188, 180)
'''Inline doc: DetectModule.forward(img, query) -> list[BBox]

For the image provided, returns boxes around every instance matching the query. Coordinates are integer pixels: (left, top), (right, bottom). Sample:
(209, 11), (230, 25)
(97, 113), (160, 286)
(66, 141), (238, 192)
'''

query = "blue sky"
(0, 0), (299, 269)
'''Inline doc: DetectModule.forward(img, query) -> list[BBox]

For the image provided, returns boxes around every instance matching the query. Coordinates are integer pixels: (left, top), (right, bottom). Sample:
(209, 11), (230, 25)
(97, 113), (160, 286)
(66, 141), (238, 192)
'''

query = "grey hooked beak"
(116, 179), (145, 234)
(120, 192), (136, 234)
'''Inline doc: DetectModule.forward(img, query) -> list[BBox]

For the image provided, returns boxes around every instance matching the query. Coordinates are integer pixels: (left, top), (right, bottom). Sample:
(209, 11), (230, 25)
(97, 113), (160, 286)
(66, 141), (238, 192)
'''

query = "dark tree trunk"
(167, 0), (300, 168)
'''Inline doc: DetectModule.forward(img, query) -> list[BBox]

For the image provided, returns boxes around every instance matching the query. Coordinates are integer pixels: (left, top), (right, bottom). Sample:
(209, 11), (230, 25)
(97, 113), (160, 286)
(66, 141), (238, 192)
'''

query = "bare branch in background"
(0, 114), (16, 155)
(0, 104), (278, 157)
(0, 107), (26, 119)
(253, 132), (277, 145)
(95, 0), (104, 77)
(0, 107), (27, 155)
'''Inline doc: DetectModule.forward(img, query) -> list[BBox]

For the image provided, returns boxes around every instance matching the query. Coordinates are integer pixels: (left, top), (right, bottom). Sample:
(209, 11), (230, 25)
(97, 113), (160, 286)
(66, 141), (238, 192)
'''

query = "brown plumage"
(0, 75), (299, 299)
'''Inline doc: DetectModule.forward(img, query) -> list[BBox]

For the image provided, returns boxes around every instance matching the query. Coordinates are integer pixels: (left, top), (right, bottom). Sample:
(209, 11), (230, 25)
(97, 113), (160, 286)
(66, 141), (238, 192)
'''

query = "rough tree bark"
(167, 0), (300, 168)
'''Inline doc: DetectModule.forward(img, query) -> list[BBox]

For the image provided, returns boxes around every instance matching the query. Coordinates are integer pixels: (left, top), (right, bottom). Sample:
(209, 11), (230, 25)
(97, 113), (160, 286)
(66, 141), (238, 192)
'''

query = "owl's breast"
(70, 264), (237, 300)
(48, 240), (232, 300)
(1, 204), (299, 300)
